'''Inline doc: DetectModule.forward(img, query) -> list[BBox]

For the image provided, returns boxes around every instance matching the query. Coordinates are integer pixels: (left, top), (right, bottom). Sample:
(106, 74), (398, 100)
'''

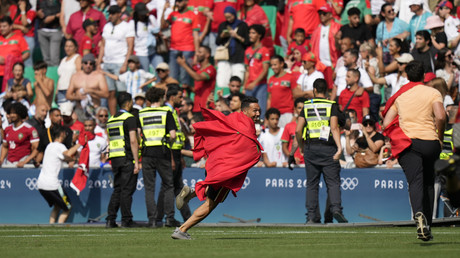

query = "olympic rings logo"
(25, 177), (38, 191)
(341, 177), (359, 190)
(242, 177), (251, 190)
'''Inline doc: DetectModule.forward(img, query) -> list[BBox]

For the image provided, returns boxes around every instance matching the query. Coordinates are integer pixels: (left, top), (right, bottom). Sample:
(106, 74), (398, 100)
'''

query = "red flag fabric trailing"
(382, 82), (421, 158)
(193, 108), (263, 201)
(70, 131), (96, 195)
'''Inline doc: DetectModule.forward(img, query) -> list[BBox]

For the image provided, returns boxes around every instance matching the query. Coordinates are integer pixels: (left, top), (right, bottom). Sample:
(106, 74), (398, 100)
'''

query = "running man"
(171, 96), (262, 240)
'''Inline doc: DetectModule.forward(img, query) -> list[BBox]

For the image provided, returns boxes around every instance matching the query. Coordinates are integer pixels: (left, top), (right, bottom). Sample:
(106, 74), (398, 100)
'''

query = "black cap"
(108, 5), (122, 14)
(134, 3), (149, 16)
(82, 18), (97, 29)
(362, 115), (375, 125)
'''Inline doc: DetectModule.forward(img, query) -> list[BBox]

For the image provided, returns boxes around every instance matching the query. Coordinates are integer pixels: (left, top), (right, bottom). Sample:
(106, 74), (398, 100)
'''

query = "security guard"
(140, 87), (179, 227)
(106, 92), (140, 228)
(295, 78), (348, 224)
(155, 84), (191, 225)
(440, 128), (453, 160)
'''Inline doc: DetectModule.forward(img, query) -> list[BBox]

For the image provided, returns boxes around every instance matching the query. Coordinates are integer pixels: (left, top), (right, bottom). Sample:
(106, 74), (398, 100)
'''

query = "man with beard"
(26, 104), (48, 166)
(94, 106), (109, 140)
(177, 45), (216, 114)
(66, 54), (109, 119)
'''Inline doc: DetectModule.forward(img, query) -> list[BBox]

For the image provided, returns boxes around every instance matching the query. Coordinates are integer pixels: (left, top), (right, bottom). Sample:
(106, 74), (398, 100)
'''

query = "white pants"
(216, 61), (245, 88)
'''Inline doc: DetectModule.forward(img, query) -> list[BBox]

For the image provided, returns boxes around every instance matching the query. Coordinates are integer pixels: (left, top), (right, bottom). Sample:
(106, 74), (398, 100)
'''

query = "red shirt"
(330, 0), (344, 21)
(289, 0), (325, 37)
(0, 32), (29, 76)
(188, 0), (213, 32)
(168, 11), (200, 51)
(79, 34), (99, 57)
(267, 72), (296, 114)
(280, 0), (297, 40)
(192, 64), (216, 113)
(338, 87), (370, 123)
(3, 123), (39, 162)
(211, 0), (238, 32)
(244, 45), (270, 86)
(9, 5), (36, 37)
(281, 120), (304, 164)
(240, 4), (274, 55)
(66, 8), (106, 47)
(287, 40), (311, 56)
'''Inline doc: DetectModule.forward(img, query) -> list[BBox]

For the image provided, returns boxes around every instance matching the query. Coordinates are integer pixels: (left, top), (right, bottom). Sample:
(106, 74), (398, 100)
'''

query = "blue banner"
(0, 167), (419, 224)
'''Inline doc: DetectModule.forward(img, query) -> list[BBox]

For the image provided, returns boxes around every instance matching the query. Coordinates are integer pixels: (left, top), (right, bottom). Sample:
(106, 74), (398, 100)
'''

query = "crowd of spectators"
(1, 0), (460, 169)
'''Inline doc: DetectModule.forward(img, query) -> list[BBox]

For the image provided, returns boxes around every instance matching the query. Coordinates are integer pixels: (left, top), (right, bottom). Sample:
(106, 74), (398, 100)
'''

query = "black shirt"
(299, 100), (341, 145)
(411, 46), (438, 73)
(142, 110), (177, 158)
(26, 117), (46, 152)
(356, 132), (385, 149)
(340, 23), (373, 45)
(216, 21), (250, 64)
(434, 31), (448, 46)
(39, 125), (73, 152)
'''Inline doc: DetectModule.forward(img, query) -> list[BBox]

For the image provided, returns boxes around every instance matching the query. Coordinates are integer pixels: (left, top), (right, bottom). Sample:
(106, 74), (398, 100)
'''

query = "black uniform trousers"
(156, 149), (192, 222)
(398, 139), (441, 226)
(304, 142), (343, 222)
(106, 157), (138, 223)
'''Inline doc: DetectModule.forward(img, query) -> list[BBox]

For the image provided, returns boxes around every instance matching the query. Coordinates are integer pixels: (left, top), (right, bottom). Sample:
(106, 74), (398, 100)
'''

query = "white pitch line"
(0, 234), (126, 238)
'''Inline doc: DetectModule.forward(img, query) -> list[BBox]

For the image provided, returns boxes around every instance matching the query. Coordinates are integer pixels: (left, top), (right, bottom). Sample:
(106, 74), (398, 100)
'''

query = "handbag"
(354, 148), (379, 168)
(214, 39), (230, 61)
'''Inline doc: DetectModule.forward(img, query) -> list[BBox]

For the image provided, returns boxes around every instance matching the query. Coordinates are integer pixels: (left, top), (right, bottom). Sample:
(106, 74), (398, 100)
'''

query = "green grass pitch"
(0, 226), (459, 257)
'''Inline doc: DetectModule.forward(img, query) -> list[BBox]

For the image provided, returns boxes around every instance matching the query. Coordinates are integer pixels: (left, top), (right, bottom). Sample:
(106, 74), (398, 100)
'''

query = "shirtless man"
(33, 61), (54, 111)
(155, 62), (179, 90)
(66, 54), (109, 115)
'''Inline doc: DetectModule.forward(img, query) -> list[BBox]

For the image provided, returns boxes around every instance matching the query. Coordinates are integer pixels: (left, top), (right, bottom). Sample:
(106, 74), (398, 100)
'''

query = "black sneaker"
(165, 219), (181, 227)
(414, 212), (433, 241)
(121, 220), (141, 228)
(333, 212), (348, 223)
(106, 220), (118, 228)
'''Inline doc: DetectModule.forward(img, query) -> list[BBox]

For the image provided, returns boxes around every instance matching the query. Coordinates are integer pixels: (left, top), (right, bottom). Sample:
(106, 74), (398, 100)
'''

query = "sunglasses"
(156, 69), (167, 73)
(98, 114), (108, 118)
(83, 61), (95, 65)
(363, 122), (373, 127)
(387, 8), (394, 13)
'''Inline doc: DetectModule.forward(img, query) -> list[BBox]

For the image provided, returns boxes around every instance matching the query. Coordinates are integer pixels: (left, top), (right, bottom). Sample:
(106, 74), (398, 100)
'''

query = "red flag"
(193, 108), (262, 201)
(70, 131), (95, 195)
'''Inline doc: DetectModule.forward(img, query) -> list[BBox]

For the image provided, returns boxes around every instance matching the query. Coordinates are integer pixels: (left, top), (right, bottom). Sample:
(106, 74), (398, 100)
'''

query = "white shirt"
(37, 142), (67, 191)
(146, 0), (175, 26)
(444, 15), (460, 42)
(259, 128), (287, 167)
(334, 66), (373, 96)
(94, 125), (108, 141)
(57, 54), (80, 90)
(319, 25), (332, 67)
(102, 20), (135, 64)
(118, 69), (155, 96)
(296, 70), (324, 92)
(394, 0), (431, 24)
(134, 16), (159, 57)
(77, 135), (108, 167)
(384, 73), (409, 97)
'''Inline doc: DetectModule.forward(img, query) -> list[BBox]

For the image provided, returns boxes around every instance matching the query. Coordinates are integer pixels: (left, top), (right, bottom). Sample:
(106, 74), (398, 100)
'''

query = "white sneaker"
(176, 186), (193, 210)
(171, 227), (191, 240)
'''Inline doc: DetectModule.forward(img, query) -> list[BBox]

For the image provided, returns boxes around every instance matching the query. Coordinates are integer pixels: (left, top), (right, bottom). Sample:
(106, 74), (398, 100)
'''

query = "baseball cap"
(156, 62), (169, 70)
(438, 0), (453, 10)
(395, 53), (414, 64)
(128, 55), (140, 64)
(318, 4), (333, 13)
(82, 18), (97, 30)
(108, 5), (121, 14)
(60, 102), (74, 117)
(82, 53), (96, 63)
(134, 92), (146, 100)
(302, 52), (317, 63)
(362, 115), (375, 125)
(424, 72), (436, 83)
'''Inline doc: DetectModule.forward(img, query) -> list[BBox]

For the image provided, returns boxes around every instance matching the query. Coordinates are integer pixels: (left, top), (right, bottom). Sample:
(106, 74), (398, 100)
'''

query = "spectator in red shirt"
(9, 0), (36, 67)
(0, 16), (30, 91)
(240, 0), (274, 55)
(161, 0), (200, 88)
(60, 102), (85, 145)
(177, 45), (216, 113)
(80, 18), (99, 57)
(0, 102), (39, 167)
(187, 0), (212, 44)
(267, 55), (297, 127)
(286, 28), (310, 57)
(338, 69), (370, 122)
(287, 0), (325, 45)
(243, 24), (270, 118)
(282, 97), (307, 166)
(65, 0), (106, 52)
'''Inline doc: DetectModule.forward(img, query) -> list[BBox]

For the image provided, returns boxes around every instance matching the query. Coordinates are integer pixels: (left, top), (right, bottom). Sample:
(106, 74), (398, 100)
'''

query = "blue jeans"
(24, 36), (35, 67)
(149, 50), (164, 73)
(168, 50), (194, 86)
(245, 83), (267, 119)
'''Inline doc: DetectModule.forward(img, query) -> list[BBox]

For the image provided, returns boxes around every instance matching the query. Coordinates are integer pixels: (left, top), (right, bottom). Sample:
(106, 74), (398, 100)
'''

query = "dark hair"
(389, 38), (410, 54)
(200, 45), (211, 55)
(9, 102), (28, 119)
(52, 126), (67, 140)
(270, 55), (287, 69)
(435, 48), (451, 70)
(346, 48), (359, 60)
(294, 28), (305, 35)
(231, 92), (246, 102)
(341, 36), (356, 49)
(347, 7), (361, 17)
(166, 83), (181, 99)
(229, 76), (242, 83)
(183, 96), (194, 107)
(12, 62), (25, 72)
(241, 96), (259, 110)
(49, 108), (61, 116)
(0, 16), (13, 25)
(133, 3), (149, 37)
(117, 92), (132, 108)
(379, 3), (393, 20)
(265, 107), (280, 120)
(65, 38), (79, 50)
(146, 87), (165, 103)
(416, 30), (431, 44)
(249, 24), (265, 40)
(344, 109), (357, 117)
(313, 78), (328, 94)
(33, 61), (47, 71)
(348, 68), (361, 81)
(294, 97), (307, 107)
(405, 61), (425, 82)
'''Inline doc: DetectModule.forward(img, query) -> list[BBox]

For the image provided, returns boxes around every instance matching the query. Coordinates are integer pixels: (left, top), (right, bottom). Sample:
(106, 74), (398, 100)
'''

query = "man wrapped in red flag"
(171, 96), (262, 240)
(70, 131), (95, 195)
